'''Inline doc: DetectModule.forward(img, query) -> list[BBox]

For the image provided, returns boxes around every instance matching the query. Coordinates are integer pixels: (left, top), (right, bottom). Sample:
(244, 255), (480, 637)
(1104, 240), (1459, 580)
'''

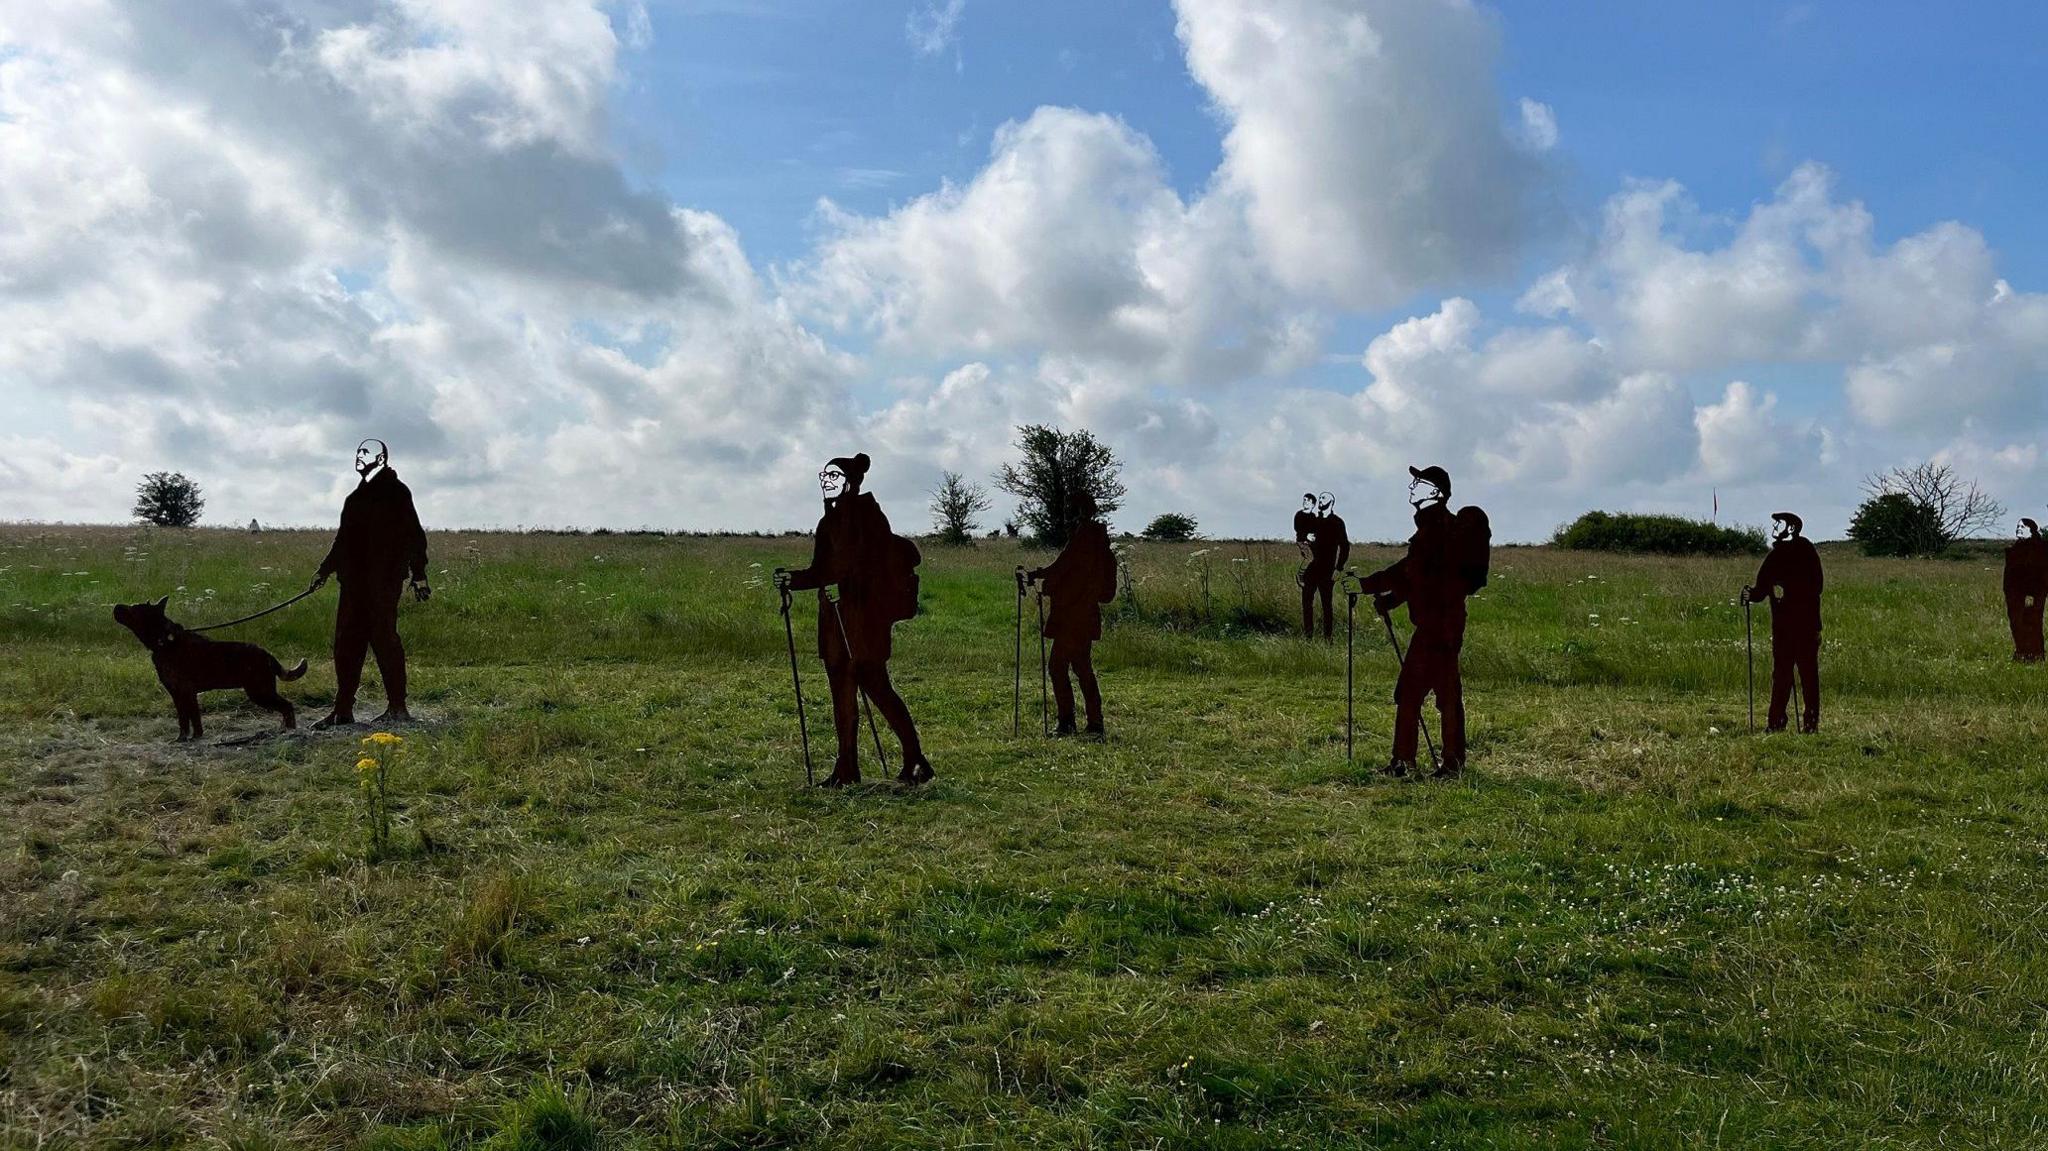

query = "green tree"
(928, 471), (992, 546)
(993, 425), (1126, 548)
(1850, 462), (2003, 556)
(1847, 492), (1947, 557)
(133, 471), (205, 528)
(1141, 512), (1199, 542)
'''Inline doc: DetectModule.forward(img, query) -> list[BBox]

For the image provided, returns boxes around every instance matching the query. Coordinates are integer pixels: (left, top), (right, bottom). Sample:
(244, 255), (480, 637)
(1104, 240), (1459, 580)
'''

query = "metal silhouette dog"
(113, 597), (308, 741)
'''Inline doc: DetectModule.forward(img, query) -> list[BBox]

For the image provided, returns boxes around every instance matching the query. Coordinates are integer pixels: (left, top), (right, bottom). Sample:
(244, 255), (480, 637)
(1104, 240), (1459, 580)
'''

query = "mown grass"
(2, 523), (2046, 1148)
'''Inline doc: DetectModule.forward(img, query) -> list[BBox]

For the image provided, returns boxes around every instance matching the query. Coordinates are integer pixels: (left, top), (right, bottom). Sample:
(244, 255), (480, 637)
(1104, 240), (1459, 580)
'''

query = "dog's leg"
(250, 681), (295, 730)
(174, 692), (200, 742)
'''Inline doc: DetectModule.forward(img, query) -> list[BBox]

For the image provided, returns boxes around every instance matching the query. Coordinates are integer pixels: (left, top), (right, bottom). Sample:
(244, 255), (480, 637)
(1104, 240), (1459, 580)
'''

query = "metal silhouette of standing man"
(1742, 512), (1823, 733)
(1026, 491), (1117, 737)
(1299, 491), (1349, 641)
(774, 453), (932, 788)
(2003, 517), (2047, 662)
(1355, 466), (1488, 778)
(311, 439), (428, 728)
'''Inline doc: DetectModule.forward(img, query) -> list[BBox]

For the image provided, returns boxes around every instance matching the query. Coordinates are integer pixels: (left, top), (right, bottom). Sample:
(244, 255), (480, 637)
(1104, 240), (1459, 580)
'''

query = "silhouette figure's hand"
(411, 578), (431, 603)
(772, 567), (792, 592)
(310, 572), (329, 592)
(823, 583), (840, 603)
(1373, 593), (1397, 618)
(1739, 586), (1755, 605)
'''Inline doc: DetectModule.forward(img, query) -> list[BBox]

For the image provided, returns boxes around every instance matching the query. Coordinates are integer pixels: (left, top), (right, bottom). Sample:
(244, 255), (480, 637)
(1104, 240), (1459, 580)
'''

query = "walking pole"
(1036, 587), (1049, 737)
(827, 593), (888, 769)
(1014, 567), (1026, 737)
(779, 587), (813, 786)
(1379, 609), (1440, 770)
(1744, 596), (1756, 735)
(1344, 570), (1357, 761)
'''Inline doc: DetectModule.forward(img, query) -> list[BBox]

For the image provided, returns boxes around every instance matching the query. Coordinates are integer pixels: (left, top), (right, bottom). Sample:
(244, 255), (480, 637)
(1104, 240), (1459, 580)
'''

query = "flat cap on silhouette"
(1408, 464), (1452, 494)
(1772, 511), (1803, 534)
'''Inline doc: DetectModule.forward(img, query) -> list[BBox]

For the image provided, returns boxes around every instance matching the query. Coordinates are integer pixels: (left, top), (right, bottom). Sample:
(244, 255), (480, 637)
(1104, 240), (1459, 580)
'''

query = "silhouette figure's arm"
(1355, 557), (1409, 608)
(1334, 519), (1351, 572)
(1034, 539), (1075, 589)
(317, 513), (349, 579)
(399, 484), (429, 582)
(785, 526), (832, 592)
(1747, 548), (1783, 603)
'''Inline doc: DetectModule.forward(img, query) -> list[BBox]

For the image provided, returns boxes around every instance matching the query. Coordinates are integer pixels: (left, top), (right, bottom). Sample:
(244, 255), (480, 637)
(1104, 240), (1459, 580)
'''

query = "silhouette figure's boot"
(312, 711), (358, 730)
(823, 757), (860, 788)
(1431, 757), (1463, 779)
(896, 754), (934, 786)
(1381, 758), (1415, 778)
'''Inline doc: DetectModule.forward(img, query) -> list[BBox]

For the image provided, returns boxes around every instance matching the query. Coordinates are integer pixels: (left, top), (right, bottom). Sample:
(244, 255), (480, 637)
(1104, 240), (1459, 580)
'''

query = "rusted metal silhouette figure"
(2004, 518), (2047, 662)
(114, 597), (308, 740)
(311, 439), (428, 728)
(1355, 466), (1489, 778)
(1297, 491), (1350, 640)
(775, 453), (932, 787)
(1294, 492), (1317, 557)
(1026, 491), (1117, 736)
(1742, 512), (1823, 733)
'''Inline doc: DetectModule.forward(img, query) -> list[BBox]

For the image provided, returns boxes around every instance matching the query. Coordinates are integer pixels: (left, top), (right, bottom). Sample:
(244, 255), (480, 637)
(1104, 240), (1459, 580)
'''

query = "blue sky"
(2, 0), (2044, 536)
(641, 1), (2048, 281)
(627, 0), (2048, 481)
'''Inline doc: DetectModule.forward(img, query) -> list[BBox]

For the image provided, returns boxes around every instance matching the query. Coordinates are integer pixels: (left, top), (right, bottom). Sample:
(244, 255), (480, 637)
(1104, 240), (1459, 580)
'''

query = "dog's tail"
(275, 657), (309, 681)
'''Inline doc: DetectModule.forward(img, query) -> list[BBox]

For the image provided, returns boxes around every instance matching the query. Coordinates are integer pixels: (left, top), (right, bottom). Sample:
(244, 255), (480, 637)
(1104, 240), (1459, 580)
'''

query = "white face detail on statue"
(1301, 494), (1316, 514)
(354, 439), (386, 477)
(819, 465), (848, 500)
(1772, 518), (1795, 543)
(1408, 477), (1443, 509)
(1317, 492), (1335, 516)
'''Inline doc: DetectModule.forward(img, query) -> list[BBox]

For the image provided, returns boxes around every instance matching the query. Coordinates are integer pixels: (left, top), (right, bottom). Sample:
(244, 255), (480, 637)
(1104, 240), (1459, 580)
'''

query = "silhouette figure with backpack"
(1355, 465), (1489, 778)
(1742, 512), (1823, 733)
(2004, 518), (2047, 662)
(775, 453), (932, 787)
(1026, 490), (1118, 737)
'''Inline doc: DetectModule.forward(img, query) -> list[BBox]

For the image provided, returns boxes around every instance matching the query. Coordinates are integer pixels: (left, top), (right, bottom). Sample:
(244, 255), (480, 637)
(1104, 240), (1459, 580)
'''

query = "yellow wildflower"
(355, 757), (378, 773)
(361, 732), (403, 747)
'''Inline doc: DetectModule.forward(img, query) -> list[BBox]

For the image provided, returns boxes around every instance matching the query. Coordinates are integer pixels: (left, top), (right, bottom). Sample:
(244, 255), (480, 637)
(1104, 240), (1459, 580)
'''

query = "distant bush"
(1847, 491), (1946, 557)
(1141, 512), (1199, 542)
(1553, 511), (1764, 556)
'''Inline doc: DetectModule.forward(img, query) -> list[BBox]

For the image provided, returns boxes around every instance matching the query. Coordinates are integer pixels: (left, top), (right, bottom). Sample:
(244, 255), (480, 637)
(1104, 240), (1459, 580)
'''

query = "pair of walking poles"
(1340, 568), (1439, 770)
(1013, 566), (1047, 737)
(777, 584), (887, 785)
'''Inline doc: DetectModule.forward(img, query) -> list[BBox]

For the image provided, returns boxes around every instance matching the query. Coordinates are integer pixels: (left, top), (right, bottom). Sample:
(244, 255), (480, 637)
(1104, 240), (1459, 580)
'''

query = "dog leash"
(188, 585), (321, 633)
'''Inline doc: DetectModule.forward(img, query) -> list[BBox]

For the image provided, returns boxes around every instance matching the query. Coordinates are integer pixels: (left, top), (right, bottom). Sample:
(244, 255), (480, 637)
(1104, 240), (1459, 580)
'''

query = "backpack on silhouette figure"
(1096, 545), (1119, 605)
(878, 532), (922, 622)
(1456, 505), (1491, 594)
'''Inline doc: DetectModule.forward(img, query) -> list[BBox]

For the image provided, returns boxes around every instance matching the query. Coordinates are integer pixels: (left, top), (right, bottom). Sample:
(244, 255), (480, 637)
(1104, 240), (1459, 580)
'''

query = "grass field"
(3, 523), (2046, 1149)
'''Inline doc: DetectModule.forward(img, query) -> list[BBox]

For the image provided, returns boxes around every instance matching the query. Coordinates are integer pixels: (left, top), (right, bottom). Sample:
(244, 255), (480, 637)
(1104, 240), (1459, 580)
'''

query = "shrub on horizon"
(1553, 511), (1764, 556)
